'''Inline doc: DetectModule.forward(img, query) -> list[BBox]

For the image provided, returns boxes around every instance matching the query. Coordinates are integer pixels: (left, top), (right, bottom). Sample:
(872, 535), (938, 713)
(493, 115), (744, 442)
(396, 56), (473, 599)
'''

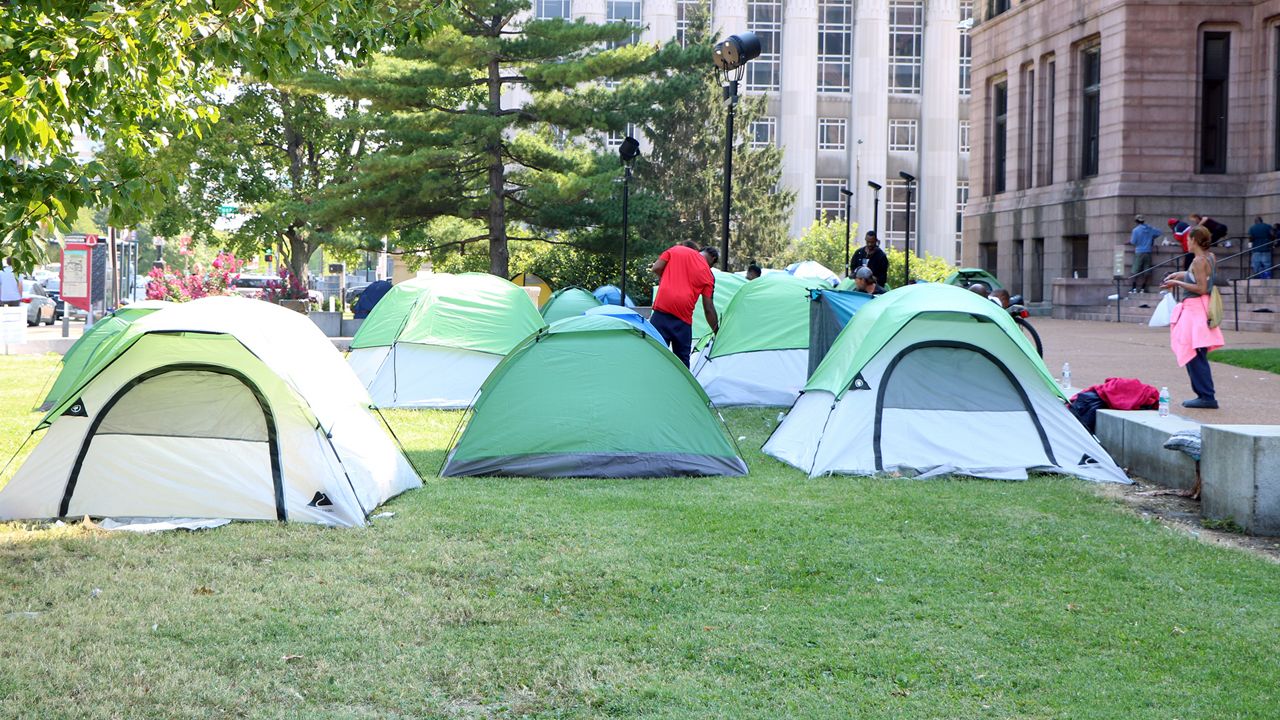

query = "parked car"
(21, 279), (56, 326)
(232, 274), (323, 305)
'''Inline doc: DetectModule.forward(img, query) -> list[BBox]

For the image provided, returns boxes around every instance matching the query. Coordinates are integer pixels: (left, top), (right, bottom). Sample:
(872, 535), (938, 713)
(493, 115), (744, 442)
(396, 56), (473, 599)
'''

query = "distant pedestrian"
(1190, 213), (1228, 245)
(1248, 216), (1274, 279)
(1160, 226), (1223, 411)
(1128, 215), (1161, 293)
(853, 266), (885, 295)
(850, 231), (889, 288)
(650, 244), (718, 367)
(0, 259), (19, 307)
(746, 264), (762, 280)
(1168, 217), (1193, 270)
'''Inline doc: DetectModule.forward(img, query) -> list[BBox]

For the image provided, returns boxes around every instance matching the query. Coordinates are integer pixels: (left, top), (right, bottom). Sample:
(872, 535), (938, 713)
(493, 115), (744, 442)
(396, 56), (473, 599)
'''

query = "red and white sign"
(60, 244), (93, 312)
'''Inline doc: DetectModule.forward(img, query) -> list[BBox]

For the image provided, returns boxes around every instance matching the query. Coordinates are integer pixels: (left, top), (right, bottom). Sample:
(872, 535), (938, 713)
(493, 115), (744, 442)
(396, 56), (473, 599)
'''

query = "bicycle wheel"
(1015, 316), (1043, 357)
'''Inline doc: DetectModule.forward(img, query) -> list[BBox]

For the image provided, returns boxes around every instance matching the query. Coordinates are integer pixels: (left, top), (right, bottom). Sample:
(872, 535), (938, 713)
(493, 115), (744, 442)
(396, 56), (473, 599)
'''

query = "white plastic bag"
(1148, 292), (1175, 328)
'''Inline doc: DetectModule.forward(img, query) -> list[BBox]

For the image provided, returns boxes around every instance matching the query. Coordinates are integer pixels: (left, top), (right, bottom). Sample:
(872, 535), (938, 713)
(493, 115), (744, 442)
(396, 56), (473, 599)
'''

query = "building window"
(746, 0), (782, 92)
(1020, 65), (1034, 190)
(607, 0), (642, 44)
(959, 1), (973, 96)
(815, 179), (847, 220)
(1067, 235), (1089, 278)
(1040, 57), (1055, 186)
(884, 179), (914, 247)
(889, 119), (918, 152)
(979, 241), (998, 274)
(818, 118), (847, 151)
(817, 0), (852, 92)
(750, 116), (777, 148)
(989, 0), (1009, 17)
(1080, 45), (1101, 178)
(991, 80), (1008, 193)
(889, 0), (923, 94)
(606, 124), (636, 150)
(676, 0), (700, 45)
(959, 121), (971, 153)
(1200, 31), (1230, 174)
(536, 0), (571, 18)
(955, 182), (969, 241)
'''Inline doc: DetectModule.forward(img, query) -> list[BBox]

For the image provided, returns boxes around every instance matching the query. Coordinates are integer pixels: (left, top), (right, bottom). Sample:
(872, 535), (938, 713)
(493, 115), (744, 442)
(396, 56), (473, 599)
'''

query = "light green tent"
(692, 273), (824, 406)
(692, 269), (747, 345)
(348, 273), (546, 408)
(442, 315), (748, 478)
(39, 301), (172, 411)
(539, 287), (602, 323)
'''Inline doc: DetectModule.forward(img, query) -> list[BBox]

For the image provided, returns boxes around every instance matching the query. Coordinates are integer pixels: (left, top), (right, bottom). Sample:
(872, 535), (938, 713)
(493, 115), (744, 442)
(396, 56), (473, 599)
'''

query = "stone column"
(576, 0), (606, 24)
(851, 0), (889, 243)
(780, 0), (819, 237)
(714, 0), (748, 38)
(918, 0), (960, 260)
(646, 0), (677, 43)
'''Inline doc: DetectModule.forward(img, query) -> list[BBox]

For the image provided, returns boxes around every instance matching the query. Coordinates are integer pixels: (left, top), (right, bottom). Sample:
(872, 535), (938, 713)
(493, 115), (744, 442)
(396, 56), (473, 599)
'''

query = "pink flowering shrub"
(258, 267), (311, 303)
(147, 253), (245, 302)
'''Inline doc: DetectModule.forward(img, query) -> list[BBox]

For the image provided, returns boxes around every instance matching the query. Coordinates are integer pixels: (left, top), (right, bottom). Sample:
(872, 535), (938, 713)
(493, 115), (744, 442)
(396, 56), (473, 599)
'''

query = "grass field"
(1210, 348), (1280, 375)
(2, 354), (1279, 718)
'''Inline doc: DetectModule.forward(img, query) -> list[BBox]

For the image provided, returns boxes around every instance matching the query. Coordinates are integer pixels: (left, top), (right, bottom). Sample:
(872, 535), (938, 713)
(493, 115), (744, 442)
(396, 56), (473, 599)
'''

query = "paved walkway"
(1036, 318), (1279, 425)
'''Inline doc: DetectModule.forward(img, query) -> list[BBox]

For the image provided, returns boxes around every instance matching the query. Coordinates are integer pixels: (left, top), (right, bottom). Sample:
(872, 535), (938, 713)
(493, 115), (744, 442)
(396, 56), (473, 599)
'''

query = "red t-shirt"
(653, 246), (714, 325)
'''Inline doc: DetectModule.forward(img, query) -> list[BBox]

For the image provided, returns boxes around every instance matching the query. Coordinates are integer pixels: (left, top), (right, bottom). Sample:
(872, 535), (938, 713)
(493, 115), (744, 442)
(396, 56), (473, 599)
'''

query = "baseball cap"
(854, 266), (874, 281)
(1134, 214), (1145, 223)
(1167, 217), (1178, 226)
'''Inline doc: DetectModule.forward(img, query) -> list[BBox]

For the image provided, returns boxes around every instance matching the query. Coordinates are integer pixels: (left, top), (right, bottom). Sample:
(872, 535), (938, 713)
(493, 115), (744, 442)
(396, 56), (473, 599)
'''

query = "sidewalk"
(1036, 318), (1279, 425)
(0, 322), (85, 357)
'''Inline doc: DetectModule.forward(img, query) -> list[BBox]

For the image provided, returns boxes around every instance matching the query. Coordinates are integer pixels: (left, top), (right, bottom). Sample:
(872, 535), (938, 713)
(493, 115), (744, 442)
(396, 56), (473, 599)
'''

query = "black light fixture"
(712, 32), (761, 272)
(866, 180), (882, 243)
(898, 171), (916, 286)
(839, 188), (854, 276)
(618, 135), (641, 306)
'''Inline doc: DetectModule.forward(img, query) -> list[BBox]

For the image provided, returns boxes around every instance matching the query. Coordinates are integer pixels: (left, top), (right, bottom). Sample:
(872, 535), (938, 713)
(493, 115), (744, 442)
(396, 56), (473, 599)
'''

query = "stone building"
(965, 0), (1280, 305)
(533, 0), (972, 262)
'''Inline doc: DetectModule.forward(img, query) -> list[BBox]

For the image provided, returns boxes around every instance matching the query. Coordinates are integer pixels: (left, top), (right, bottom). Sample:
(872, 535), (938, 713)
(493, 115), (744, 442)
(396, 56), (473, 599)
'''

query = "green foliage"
(886, 245), (954, 288)
(1207, 348), (1280, 375)
(778, 216), (858, 274)
(0, 0), (433, 271)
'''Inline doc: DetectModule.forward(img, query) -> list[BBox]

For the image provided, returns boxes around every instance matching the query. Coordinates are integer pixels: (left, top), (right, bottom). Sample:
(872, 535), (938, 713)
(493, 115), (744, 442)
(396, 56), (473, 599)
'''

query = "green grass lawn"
(2, 355), (1279, 718)
(1209, 348), (1280, 375)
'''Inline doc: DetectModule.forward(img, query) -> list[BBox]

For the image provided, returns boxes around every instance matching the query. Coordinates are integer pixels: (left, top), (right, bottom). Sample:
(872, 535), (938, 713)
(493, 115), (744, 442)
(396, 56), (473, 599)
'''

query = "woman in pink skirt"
(1161, 225), (1224, 409)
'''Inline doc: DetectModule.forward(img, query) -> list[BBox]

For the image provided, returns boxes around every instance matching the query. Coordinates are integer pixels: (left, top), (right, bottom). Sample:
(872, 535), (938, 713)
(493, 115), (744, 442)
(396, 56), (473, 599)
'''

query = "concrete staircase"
(1066, 279), (1280, 333)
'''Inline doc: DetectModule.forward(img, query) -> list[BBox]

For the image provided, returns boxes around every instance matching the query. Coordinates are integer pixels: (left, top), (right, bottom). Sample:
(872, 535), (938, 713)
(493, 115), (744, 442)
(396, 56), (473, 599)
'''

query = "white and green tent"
(0, 296), (420, 526)
(764, 284), (1129, 483)
(348, 273), (546, 408)
(442, 315), (748, 478)
(38, 300), (172, 411)
(692, 273), (823, 406)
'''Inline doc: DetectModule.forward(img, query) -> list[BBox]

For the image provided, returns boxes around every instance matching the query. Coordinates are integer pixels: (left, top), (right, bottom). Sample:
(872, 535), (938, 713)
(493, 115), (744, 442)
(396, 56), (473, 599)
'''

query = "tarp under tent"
(348, 273), (547, 409)
(592, 285), (635, 308)
(692, 273), (824, 406)
(38, 300), (172, 411)
(540, 287), (602, 324)
(583, 304), (665, 345)
(786, 260), (840, 287)
(764, 284), (1129, 483)
(0, 296), (420, 526)
(807, 288), (875, 377)
(511, 272), (553, 307)
(442, 315), (748, 478)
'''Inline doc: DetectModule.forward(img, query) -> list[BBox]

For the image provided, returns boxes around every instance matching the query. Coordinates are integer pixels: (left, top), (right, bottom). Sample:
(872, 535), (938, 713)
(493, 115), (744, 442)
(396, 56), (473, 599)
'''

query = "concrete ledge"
(310, 311), (341, 337)
(1095, 409), (1200, 489)
(1202, 425), (1280, 535)
(340, 318), (364, 337)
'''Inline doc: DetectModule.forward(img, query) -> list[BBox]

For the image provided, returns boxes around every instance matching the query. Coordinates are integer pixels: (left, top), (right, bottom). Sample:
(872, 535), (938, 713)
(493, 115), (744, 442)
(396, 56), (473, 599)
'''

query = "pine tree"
(305, 0), (701, 278)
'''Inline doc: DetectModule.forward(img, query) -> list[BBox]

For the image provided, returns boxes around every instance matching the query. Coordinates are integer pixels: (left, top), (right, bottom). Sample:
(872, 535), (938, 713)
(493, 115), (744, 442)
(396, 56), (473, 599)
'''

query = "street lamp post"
(840, 188), (854, 276)
(899, 171), (916, 286)
(713, 32), (761, 272)
(866, 180), (882, 245)
(618, 136), (641, 306)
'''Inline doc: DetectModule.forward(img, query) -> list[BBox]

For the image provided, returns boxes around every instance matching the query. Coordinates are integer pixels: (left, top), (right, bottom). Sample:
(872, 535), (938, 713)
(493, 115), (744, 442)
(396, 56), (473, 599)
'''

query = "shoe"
(1128, 288), (1138, 294)
(1181, 398), (1219, 409)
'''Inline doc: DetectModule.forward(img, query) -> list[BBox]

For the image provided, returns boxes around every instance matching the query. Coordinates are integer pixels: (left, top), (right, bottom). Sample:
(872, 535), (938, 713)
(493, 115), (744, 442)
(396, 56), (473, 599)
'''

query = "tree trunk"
(285, 227), (310, 281)
(486, 32), (509, 278)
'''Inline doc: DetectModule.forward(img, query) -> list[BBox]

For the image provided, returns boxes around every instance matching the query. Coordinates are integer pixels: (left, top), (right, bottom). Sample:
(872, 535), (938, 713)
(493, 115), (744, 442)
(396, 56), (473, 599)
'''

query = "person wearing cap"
(649, 243), (719, 367)
(853, 266), (885, 295)
(850, 231), (889, 288)
(1128, 215), (1161, 293)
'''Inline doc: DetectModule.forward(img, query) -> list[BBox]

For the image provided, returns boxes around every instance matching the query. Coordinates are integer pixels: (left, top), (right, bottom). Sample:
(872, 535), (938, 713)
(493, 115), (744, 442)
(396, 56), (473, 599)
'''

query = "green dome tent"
(764, 284), (1129, 483)
(442, 315), (748, 478)
(348, 273), (546, 408)
(692, 269), (747, 345)
(38, 301), (172, 411)
(692, 273), (825, 406)
(539, 287), (602, 323)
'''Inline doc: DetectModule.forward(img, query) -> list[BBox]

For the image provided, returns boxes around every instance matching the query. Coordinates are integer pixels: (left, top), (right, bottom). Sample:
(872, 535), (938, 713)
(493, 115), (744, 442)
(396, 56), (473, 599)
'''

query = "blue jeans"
(1186, 347), (1216, 402)
(650, 309), (692, 367)
(1251, 253), (1273, 279)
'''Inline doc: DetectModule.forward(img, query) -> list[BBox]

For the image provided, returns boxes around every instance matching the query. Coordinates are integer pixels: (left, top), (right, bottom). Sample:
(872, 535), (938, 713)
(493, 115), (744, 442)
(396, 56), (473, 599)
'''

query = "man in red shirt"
(650, 243), (719, 367)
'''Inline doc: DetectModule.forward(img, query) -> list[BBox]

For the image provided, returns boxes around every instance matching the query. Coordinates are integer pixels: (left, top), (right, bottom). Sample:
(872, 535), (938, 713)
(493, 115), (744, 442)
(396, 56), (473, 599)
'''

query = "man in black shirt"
(850, 231), (889, 288)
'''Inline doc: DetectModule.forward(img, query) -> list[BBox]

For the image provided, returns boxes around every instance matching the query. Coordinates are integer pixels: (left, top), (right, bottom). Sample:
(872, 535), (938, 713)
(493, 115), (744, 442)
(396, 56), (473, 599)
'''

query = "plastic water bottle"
(1159, 387), (1170, 417)
(1061, 362), (1071, 390)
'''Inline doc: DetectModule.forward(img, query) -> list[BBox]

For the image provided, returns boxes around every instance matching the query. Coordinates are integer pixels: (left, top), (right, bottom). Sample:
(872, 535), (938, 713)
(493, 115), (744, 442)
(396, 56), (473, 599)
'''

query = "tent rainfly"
(0, 296), (420, 526)
(540, 287), (602, 323)
(348, 273), (547, 408)
(764, 284), (1130, 483)
(807, 288), (875, 377)
(692, 273), (825, 406)
(38, 300), (172, 411)
(442, 315), (748, 478)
